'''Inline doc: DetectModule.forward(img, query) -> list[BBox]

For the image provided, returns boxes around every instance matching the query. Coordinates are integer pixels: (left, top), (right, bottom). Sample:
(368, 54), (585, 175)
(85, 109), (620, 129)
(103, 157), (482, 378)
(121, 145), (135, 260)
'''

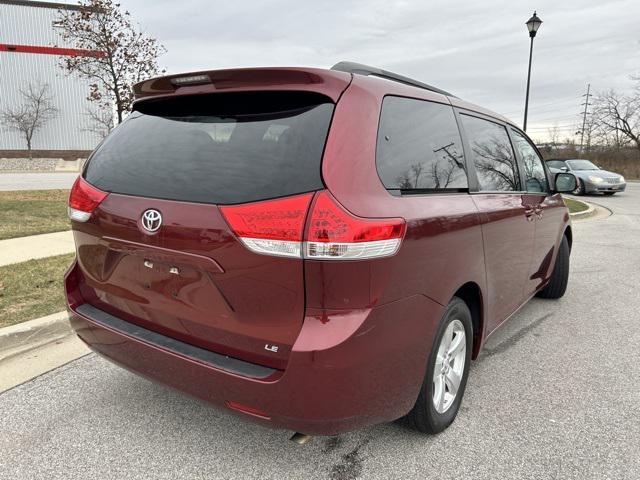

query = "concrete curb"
(0, 311), (72, 362)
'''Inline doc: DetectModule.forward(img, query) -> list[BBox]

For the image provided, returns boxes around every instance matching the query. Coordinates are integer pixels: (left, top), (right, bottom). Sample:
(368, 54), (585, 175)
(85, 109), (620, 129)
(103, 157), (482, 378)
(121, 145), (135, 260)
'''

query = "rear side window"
(376, 96), (468, 191)
(460, 115), (520, 192)
(84, 92), (334, 205)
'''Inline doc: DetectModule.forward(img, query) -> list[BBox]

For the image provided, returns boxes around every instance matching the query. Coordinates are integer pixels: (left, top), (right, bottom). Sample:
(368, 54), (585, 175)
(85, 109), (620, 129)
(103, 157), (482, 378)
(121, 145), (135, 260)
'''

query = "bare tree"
(547, 124), (561, 150)
(592, 88), (640, 154)
(396, 163), (423, 189)
(471, 135), (520, 191)
(83, 106), (115, 139)
(0, 83), (59, 158)
(430, 158), (457, 189)
(410, 163), (424, 188)
(582, 113), (601, 152)
(574, 114), (598, 153)
(55, 0), (166, 124)
(396, 172), (412, 189)
(395, 153), (461, 190)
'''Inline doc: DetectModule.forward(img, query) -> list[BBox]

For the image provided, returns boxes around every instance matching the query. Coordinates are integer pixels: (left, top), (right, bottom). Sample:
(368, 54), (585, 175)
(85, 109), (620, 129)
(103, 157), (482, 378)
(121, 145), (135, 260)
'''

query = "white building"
(0, 0), (101, 155)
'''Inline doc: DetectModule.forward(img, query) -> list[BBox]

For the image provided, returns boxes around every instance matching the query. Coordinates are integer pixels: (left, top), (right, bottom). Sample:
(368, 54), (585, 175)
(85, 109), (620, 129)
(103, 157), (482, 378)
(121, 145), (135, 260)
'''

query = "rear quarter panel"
(315, 75), (487, 335)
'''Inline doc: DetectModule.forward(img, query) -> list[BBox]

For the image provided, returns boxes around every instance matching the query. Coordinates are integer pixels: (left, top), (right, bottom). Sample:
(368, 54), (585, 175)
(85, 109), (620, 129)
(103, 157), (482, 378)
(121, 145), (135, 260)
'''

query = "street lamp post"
(523, 11), (542, 132)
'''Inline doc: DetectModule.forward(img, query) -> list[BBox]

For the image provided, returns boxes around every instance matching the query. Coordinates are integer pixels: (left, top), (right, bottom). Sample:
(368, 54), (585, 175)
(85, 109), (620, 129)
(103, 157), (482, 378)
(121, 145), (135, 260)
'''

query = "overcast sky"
(119, 0), (640, 141)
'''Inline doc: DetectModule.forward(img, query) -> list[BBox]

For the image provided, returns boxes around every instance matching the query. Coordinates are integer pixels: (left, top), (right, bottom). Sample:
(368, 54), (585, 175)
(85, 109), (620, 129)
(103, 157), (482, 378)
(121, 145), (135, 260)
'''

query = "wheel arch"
(452, 282), (484, 360)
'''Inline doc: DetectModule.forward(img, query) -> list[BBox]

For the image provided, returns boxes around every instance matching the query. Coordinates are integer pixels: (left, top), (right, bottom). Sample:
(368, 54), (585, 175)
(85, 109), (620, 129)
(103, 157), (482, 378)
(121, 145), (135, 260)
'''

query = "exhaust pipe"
(290, 432), (313, 445)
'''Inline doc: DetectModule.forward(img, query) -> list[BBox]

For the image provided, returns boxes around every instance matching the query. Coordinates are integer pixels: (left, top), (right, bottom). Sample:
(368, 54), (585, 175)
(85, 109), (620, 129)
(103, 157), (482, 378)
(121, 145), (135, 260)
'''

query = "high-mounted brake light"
(68, 176), (108, 222)
(170, 74), (211, 86)
(222, 191), (405, 260)
(304, 191), (405, 260)
(220, 193), (313, 258)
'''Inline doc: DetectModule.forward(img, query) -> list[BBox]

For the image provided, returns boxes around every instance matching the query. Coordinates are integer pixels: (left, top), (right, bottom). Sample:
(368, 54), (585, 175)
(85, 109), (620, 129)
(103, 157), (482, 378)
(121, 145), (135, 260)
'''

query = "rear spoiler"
(133, 67), (352, 103)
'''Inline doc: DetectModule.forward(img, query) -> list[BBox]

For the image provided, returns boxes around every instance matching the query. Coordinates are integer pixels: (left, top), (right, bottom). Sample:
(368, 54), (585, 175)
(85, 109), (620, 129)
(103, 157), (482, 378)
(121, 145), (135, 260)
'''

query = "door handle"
(534, 206), (543, 218)
(524, 205), (542, 221)
(524, 207), (535, 221)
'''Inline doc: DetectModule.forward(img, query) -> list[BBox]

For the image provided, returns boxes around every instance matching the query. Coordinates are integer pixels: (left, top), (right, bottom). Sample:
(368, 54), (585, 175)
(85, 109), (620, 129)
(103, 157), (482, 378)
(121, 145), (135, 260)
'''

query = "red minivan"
(65, 62), (577, 435)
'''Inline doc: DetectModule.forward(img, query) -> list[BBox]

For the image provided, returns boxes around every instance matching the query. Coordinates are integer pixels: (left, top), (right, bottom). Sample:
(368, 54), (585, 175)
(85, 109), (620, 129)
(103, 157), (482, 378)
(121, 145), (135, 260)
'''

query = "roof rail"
(331, 61), (456, 98)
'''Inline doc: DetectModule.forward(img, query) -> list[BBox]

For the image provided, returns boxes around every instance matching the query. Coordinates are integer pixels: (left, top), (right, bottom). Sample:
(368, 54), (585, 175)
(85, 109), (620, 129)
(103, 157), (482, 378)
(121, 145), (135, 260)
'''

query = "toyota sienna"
(65, 62), (577, 435)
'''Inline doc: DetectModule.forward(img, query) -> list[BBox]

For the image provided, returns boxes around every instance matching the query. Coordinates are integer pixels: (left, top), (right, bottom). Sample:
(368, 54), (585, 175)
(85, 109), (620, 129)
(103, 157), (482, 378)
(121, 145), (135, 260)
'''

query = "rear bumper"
(66, 263), (442, 435)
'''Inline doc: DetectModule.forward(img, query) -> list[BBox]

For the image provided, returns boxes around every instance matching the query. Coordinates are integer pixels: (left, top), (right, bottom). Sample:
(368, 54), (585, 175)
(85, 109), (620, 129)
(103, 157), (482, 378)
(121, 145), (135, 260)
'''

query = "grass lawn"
(0, 253), (75, 328)
(0, 189), (70, 240)
(564, 197), (589, 214)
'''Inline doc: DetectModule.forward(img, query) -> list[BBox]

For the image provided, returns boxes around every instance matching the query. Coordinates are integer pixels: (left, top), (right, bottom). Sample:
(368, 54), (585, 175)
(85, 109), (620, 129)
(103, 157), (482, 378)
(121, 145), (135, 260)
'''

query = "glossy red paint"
(71, 193), (307, 370)
(66, 66), (571, 434)
(133, 67), (352, 103)
(67, 262), (442, 434)
(470, 193), (536, 332)
(524, 192), (568, 295)
(318, 73), (570, 343)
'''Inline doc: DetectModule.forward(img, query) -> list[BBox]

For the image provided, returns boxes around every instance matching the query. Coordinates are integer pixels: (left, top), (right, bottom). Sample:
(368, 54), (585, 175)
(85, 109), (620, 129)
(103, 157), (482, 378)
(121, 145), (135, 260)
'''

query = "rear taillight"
(222, 191), (405, 260)
(220, 193), (313, 258)
(68, 176), (108, 222)
(304, 191), (405, 260)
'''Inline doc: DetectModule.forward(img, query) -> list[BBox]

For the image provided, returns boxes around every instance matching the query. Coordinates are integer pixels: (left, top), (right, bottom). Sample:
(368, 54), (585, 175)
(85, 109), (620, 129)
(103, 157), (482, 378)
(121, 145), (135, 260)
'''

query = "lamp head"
(526, 11), (542, 38)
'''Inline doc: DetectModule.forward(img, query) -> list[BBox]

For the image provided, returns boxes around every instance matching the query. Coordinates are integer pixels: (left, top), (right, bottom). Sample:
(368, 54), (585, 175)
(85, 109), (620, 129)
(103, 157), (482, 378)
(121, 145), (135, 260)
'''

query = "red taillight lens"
(304, 191), (405, 260)
(68, 176), (108, 222)
(222, 190), (405, 260)
(306, 191), (405, 243)
(220, 193), (313, 258)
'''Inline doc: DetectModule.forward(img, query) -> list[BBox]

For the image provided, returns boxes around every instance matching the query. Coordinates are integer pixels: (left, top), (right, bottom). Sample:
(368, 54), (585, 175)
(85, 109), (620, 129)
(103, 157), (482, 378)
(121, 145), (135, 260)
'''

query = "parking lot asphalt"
(1, 184), (639, 480)
(0, 172), (78, 191)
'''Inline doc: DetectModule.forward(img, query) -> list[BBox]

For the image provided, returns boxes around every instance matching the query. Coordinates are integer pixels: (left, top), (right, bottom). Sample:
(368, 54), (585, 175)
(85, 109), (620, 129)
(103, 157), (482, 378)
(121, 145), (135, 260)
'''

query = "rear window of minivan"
(83, 92), (334, 205)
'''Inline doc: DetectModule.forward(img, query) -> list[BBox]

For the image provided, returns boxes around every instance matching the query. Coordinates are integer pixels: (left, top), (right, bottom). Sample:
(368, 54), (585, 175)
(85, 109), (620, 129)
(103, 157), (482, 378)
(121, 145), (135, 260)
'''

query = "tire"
(572, 179), (585, 195)
(401, 297), (473, 434)
(536, 235), (570, 299)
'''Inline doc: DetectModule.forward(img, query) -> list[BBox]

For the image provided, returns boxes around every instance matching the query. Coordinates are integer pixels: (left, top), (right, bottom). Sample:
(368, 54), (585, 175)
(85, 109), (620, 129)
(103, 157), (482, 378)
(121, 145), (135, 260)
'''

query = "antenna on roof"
(331, 61), (456, 98)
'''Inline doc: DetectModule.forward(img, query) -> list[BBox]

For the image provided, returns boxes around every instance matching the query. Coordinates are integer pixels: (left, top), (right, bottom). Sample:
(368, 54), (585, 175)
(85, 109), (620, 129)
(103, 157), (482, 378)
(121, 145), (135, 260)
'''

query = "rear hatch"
(71, 90), (336, 370)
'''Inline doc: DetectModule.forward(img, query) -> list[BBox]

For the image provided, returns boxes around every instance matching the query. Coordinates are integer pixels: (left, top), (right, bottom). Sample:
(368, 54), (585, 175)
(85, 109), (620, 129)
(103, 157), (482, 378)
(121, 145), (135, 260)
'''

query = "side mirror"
(555, 172), (577, 193)
(560, 166), (569, 172)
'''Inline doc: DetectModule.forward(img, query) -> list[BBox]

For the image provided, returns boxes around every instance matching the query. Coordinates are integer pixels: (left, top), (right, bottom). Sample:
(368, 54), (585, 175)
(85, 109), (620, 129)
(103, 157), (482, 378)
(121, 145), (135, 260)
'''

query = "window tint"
(511, 130), (549, 193)
(84, 92), (334, 205)
(460, 115), (519, 191)
(376, 97), (468, 191)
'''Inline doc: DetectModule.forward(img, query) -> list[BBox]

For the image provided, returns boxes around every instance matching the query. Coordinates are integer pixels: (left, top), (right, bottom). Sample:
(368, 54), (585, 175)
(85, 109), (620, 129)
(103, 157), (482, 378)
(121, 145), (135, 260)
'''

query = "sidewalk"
(0, 172), (78, 191)
(0, 230), (75, 267)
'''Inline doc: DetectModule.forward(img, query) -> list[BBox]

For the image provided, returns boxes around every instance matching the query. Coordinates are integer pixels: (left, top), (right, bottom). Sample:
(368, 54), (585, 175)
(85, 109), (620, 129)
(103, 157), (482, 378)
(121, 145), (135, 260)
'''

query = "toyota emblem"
(141, 209), (162, 232)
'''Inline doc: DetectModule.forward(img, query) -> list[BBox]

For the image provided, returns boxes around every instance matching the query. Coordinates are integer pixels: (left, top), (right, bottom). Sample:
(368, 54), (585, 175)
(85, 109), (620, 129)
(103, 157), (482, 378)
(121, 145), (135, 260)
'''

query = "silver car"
(546, 159), (626, 195)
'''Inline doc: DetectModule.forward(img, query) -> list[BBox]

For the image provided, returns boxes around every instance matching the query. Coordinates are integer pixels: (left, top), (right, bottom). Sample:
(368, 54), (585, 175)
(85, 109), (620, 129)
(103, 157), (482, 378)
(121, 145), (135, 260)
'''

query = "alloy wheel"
(572, 180), (583, 195)
(432, 319), (466, 414)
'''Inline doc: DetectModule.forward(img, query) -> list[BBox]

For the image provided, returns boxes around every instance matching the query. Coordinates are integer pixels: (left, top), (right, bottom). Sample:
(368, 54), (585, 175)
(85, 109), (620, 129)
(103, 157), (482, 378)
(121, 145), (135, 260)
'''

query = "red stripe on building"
(0, 43), (105, 57)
